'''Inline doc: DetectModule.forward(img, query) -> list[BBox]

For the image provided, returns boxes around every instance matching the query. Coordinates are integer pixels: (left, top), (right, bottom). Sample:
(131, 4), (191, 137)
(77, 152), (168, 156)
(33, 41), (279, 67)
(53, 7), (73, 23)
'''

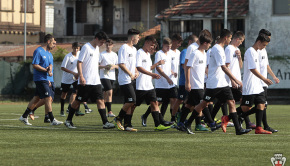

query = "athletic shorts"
(120, 83), (136, 103)
(34, 80), (54, 99)
(263, 87), (268, 101)
(156, 87), (177, 103)
(203, 86), (234, 103)
(76, 84), (103, 102)
(231, 87), (242, 102)
(50, 82), (55, 101)
(186, 89), (204, 106)
(177, 85), (188, 100)
(135, 89), (157, 106)
(241, 92), (266, 107)
(101, 79), (114, 91)
(60, 81), (77, 93)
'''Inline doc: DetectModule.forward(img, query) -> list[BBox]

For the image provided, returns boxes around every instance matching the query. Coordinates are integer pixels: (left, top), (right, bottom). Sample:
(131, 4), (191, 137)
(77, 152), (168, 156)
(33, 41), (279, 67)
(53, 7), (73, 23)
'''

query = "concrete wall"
(245, 0), (290, 56)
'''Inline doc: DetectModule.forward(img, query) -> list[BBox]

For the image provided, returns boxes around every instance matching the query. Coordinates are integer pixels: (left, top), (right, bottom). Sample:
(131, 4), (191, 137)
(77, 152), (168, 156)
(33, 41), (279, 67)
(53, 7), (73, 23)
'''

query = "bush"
(52, 46), (69, 62)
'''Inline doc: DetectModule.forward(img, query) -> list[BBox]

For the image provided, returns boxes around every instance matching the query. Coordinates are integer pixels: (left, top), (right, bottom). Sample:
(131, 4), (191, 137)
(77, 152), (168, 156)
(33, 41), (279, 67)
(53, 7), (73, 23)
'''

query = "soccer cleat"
(44, 117), (51, 123)
(209, 123), (221, 132)
(107, 111), (115, 117)
(214, 118), (221, 124)
(195, 124), (209, 131)
(227, 121), (235, 127)
(221, 115), (230, 133)
(85, 108), (93, 114)
(248, 122), (256, 129)
(141, 114), (147, 127)
(177, 122), (186, 131)
(162, 121), (174, 126)
(238, 115), (244, 128)
(19, 116), (32, 125)
(29, 111), (35, 120)
(75, 111), (85, 116)
(125, 127), (138, 132)
(60, 111), (66, 117)
(236, 128), (252, 135)
(114, 118), (124, 131)
(255, 126), (272, 134)
(51, 119), (63, 126)
(103, 122), (115, 129)
(154, 124), (171, 131)
(66, 108), (70, 114)
(184, 123), (195, 134)
(264, 127), (278, 133)
(64, 120), (76, 129)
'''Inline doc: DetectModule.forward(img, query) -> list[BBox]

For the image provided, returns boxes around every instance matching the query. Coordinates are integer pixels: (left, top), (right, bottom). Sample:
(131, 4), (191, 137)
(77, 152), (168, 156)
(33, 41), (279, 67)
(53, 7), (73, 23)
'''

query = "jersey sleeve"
(155, 52), (162, 66)
(99, 52), (104, 63)
(32, 49), (41, 65)
(78, 46), (88, 62)
(225, 47), (234, 64)
(118, 45), (127, 64)
(180, 49), (186, 65)
(246, 50), (258, 70)
(214, 48), (226, 66)
(187, 51), (196, 67)
(136, 51), (143, 67)
(185, 46), (192, 60)
(61, 54), (70, 68)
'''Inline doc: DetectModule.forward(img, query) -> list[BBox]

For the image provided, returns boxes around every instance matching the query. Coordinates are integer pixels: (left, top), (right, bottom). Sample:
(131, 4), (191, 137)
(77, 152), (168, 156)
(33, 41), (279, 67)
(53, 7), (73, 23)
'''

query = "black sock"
(255, 109), (263, 127)
(22, 108), (32, 118)
(124, 114), (132, 128)
(243, 107), (257, 117)
(45, 114), (49, 119)
(262, 108), (269, 128)
(143, 106), (151, 118)
(236, 106), (242, 115)
(170, 108), (173, 116)
(98, 109), (108, 124)
(171, 116), (176, 122)
(105, 102), (112, 112)
(230, 112), (241, 131)
(208, 104), (213, 115)
(117, 109), (126, 120)
(202, 107), (214, 124)
(32, 107), (37, 113)
(160, 100), (169, 116)
(179, 107), (191, 123)
(245, 116), (251, 128)
(151, 111), (160, 127)
(84, 103), (89, 109)
(187, 109), (199, 125)
(221, 103), (228, 116)
(159, 113), (165, 124)
(67, 107), (77, 121)
(60, 98), (65, 112)
(211, 101), (222, 120)
(48, 112), (54, 122)
(195, 116), (201, 125)
(67, 104), (71, 110)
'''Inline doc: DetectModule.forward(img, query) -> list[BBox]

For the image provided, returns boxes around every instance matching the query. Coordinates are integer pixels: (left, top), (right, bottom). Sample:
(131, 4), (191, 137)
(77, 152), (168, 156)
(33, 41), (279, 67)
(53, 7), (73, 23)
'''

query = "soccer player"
(64, 31), (115, 129)
(239, 33), (273, 134)
(114, 29), (140, 132)
(19, 34), (63, 126)
(185, 29), (250, 135)
(99, 39), (118, 117)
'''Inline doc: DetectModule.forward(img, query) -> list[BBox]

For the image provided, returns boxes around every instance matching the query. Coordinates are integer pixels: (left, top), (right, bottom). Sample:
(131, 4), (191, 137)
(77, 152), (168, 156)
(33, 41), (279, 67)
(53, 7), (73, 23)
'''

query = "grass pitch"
(0, 102), (289, 166)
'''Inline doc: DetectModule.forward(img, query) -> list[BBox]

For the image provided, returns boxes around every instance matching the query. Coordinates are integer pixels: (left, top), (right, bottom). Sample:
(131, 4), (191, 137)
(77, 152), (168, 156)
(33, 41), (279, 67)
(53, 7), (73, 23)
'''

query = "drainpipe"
(224, 0), (228, 29)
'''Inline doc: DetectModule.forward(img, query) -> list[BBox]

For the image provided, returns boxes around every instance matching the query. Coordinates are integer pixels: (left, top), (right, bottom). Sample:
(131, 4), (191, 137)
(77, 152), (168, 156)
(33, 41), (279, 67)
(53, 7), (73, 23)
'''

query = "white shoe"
(64, 120), (76, 129)
(125, 127), (138, 132)
(103, 122), (115, 129)
(19, 116), (32, 125)
(227, 121), (235, 127)
(85, 109), (93, 114)
(51, 119), (63, 126)
(107, 112), (116, 117)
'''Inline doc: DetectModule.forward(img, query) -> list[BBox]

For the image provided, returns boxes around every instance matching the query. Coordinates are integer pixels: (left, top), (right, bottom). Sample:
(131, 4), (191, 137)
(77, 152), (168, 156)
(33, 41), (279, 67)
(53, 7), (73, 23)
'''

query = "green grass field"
(0, 102), (289, 166)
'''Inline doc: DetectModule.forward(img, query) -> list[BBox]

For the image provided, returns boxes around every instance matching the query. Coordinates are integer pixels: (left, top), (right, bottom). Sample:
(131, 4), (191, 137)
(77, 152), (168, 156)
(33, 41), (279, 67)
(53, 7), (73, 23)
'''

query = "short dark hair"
(72, 42), (80, 48)
(199, 33), (213, 45)
(220, 29), (232, 38)
(199, 29), (211, 37)
(255, 33), (270, 43)
(171, 34), (183, 42)
(259, 29), (271, 36)
(163, 37), (172, 45)
(215, 36), (220, 43)
(233, 31), (245, 40)
(95, 31), (108, 40)
(188, 35), (198, 42)
(144, 36), (156, 43)
(106, 39), (114, 44)
(44, 34), (54, 43)
(127, 28), (140, 35)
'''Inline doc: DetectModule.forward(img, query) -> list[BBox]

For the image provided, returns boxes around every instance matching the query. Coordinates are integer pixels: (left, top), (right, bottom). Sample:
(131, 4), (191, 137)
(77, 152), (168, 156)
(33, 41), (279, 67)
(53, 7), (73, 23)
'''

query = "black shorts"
(231, 88), (242, 102)
(241, 92), (266, 107)
(101, 79), (114, 91)
(186, 89), (204, 106)
(203, 87), (234, 103)
(34, 80), (54, 99)
(263, 87), (268, 100)
(156, 87), (177, 103)
(76, 84), (103, 102)
(120, 83), (136, 103)
(177, 85), (188, 100)
(135, 89), (157, 106)
(61, 81), (77, 93)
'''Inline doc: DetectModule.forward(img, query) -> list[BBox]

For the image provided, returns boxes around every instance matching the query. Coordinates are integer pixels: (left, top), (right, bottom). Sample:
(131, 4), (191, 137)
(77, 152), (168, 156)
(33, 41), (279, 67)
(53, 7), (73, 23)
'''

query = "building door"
(66, 7), (74, 36)
(102, 0), (113, 34)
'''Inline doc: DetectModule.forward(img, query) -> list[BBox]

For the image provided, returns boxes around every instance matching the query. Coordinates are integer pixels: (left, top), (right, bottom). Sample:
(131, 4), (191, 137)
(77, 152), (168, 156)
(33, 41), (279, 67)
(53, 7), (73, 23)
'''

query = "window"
(21, 0), (34, 13)
(273, 0), (290, 14)
(129, 0), (141, 22)
(169, 20), (203, 40)
(157, 0), (169, 14)
(76, 0), (87, 23)
(1, 0), (13, 11)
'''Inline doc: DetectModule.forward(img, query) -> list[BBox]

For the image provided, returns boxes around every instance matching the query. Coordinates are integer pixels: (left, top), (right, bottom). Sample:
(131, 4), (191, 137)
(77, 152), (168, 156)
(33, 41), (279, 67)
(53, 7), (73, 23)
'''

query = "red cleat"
(255, 126), (272, 134)
(221, 115), (230, 133)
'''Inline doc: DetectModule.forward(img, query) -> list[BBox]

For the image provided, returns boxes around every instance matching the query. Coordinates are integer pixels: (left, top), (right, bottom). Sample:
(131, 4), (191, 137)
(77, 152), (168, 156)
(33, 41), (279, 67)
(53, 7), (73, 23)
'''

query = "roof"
(140, 25), (161, 38)
(156, 0), (249, 20)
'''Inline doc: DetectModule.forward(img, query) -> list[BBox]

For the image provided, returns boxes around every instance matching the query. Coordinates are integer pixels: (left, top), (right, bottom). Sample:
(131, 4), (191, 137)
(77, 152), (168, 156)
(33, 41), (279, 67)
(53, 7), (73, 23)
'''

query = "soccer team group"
(19, 27), (280, 135)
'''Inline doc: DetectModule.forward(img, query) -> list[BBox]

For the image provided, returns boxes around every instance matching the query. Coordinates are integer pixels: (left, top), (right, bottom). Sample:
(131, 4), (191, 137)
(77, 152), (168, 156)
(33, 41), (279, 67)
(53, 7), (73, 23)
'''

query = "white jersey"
(169, 49), (180, 85)
(61, 51), (79, 84)
(206, 44), (229, 89)
(185, 42), (199, 60)
(258, 48), (269, 87)
(225, 45), (242, 87)
(242, 47), (264, 95)
(154, 50), (174, 89)
(136, 49), (154, 90)
(78, 42), (101, 85)
(187, 49), (207, 89)
(99, 51), (118, 80)
(204, 48), (212, 83)
(118, 44), (137, 86)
